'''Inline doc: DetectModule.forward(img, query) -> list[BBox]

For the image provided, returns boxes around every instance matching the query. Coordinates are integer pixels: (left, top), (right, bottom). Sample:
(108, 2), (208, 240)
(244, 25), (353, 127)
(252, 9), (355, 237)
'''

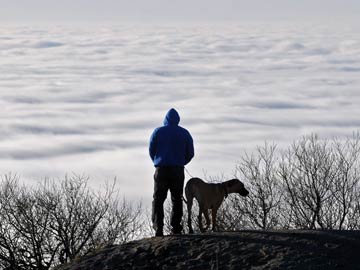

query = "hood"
(163, 108), (180, 126)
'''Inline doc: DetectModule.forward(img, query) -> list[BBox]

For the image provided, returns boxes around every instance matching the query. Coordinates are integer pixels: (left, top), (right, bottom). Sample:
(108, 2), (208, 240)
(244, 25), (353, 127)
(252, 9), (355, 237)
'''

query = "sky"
(1, 0), (360, 23)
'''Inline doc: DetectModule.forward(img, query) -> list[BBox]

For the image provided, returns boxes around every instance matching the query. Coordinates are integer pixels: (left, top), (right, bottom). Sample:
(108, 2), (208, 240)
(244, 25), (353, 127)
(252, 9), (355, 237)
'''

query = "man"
(149, 108), (194, 236)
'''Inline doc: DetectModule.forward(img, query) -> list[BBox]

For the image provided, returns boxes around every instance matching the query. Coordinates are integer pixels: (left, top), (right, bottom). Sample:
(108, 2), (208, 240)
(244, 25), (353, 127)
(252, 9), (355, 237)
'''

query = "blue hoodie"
(149, 108), (194, 167)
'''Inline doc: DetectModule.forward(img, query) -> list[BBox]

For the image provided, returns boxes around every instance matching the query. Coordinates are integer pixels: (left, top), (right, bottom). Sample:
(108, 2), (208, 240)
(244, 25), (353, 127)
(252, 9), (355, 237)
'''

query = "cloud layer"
(1, 23), (360, 201)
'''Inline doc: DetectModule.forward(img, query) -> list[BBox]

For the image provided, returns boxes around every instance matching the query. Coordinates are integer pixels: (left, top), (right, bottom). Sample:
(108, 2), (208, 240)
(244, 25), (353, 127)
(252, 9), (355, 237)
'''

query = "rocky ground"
(58, 230), (360, 270)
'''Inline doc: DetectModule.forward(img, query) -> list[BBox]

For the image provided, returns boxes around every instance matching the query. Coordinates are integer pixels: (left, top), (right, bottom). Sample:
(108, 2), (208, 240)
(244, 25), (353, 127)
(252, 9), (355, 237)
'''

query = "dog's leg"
(185, 184), (194, 234)
(211, 208), (218, 232)
(198, 208), (205, 233)
(187, 198), (193, 234)
(204, 210), (210, 231)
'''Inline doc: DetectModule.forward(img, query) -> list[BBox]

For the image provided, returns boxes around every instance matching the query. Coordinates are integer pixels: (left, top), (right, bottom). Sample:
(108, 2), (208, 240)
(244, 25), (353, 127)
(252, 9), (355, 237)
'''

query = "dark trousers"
(152, 166), (184, 233)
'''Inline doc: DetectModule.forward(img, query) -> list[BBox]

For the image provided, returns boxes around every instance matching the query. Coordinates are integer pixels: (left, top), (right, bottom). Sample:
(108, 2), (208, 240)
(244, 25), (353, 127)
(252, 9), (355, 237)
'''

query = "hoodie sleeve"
(149, 129), (158, 161)
(185, 131), (194, 165)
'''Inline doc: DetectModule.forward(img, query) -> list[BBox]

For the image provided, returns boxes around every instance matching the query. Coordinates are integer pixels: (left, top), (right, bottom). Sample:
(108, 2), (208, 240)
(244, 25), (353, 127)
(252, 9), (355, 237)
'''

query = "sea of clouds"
(1, 23), (360, 202)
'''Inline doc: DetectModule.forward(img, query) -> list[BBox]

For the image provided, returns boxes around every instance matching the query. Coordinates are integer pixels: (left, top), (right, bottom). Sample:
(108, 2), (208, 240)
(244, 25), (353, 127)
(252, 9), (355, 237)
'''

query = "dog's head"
(226, 179), (249, 197)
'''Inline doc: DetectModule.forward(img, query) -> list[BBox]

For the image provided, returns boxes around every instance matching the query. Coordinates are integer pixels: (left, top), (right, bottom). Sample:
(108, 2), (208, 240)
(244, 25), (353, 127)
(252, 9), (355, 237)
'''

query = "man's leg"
(169, 167), (185, 234)
(152, 167), (169, 236)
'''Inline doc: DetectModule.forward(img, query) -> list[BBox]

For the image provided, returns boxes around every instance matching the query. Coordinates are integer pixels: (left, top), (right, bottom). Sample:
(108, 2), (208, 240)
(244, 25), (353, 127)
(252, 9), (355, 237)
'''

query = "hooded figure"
(149, 108), (194, 236)
(149, 108), (194, 167)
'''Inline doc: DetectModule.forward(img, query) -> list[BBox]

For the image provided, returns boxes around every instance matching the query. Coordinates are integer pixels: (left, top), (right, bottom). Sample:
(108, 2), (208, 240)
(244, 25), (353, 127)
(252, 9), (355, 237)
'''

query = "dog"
(185, 177), (249, 233)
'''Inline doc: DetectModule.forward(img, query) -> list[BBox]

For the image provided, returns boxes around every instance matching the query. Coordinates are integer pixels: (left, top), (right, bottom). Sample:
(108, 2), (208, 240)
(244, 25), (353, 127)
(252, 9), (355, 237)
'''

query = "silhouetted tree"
(175, 134), (360, 232)
(279, 134), (360, 230)
(279, 135), (338, 229)
(235, 143), (283, 230)
(322, 135), (360, 229)
(0, 174), (59, 270)
(0, 174), (143, 269)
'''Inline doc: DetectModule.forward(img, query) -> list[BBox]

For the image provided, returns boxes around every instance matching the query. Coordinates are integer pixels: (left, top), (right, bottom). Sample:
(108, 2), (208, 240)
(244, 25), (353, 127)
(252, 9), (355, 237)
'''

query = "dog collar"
(221, 183), (228, 198)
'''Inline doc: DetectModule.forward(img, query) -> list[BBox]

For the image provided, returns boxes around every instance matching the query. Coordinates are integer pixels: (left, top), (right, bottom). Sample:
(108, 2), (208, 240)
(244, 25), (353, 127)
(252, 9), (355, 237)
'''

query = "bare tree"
(235, 143), (283, 230)
(0, 174), (59, 270)
(91, 198), (143, 246)
(0, 174), (25, 270)
(279, 134), (338, 229)
(36, 175), (111, 264)
(214, 195), (249, 231)
(0, 174), (143, 269)
(322, 135), (360, 229)
(347, 200), (360, 229)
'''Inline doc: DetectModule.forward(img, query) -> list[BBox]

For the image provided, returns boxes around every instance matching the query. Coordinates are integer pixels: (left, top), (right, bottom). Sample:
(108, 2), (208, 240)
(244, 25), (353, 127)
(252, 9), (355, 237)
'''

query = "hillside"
(58, 230), (360, 270)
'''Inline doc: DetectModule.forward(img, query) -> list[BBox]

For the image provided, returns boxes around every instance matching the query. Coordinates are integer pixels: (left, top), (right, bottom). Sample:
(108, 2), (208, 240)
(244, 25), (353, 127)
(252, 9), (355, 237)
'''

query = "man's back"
(149, 108), (194, 167)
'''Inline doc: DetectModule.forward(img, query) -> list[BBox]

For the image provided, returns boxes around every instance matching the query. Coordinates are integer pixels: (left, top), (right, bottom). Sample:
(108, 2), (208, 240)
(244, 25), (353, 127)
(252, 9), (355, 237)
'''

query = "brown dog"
(185, 177), (249, 233)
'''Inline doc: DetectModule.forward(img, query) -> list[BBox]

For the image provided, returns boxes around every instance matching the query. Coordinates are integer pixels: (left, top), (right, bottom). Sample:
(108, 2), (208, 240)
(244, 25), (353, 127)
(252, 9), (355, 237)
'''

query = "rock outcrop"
(58, 230), (360, 270)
